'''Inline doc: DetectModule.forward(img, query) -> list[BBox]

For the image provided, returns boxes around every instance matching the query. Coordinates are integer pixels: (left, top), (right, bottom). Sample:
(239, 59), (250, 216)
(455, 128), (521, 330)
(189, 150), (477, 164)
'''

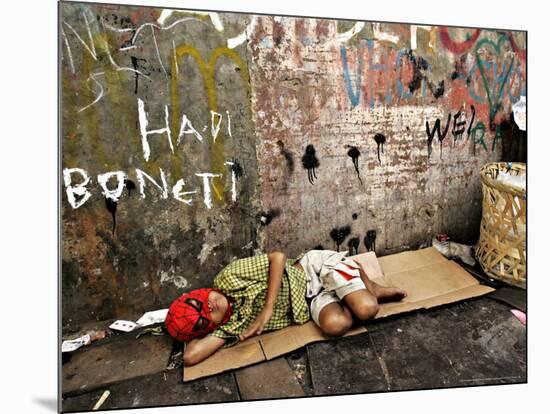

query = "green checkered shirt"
(210, 253), (310, 347)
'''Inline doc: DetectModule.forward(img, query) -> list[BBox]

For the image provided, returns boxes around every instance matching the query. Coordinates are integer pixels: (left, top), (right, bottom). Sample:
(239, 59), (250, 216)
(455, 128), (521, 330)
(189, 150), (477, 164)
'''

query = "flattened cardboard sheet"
(183, 340), (266, 382)
(184, 248), (494, 381)
(184, 322), (367, 381)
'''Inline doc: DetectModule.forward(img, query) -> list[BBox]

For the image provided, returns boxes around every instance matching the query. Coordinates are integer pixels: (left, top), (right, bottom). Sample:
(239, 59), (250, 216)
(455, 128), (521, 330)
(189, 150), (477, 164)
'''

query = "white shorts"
(299, 250), (367, 326)
(308, 277), (366, 326)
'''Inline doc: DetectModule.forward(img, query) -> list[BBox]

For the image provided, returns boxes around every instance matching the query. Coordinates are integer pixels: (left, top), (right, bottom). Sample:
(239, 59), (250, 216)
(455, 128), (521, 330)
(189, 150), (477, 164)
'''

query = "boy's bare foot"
(372, 285), (407, 303)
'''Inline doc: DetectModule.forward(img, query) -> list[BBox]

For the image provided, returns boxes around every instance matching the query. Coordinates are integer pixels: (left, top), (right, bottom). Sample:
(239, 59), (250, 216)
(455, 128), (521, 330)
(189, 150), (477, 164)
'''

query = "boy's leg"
(341, 265), (407, 322)
(355, 263), (407, 303)
(317, 302), (354, 337)
(341, 288), (379, 322)
(310, 291), (354, 336)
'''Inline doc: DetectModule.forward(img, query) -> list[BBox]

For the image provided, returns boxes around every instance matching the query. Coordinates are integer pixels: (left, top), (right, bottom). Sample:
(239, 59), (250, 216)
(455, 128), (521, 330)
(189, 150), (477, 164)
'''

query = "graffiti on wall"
(61, 3), (526, 328)
(60, 4), (267, 327)
(63, 105), (240, 210)
(61, 7), (255, 215)
(339, 29), (524, 108)
(338, 25), (525, 161)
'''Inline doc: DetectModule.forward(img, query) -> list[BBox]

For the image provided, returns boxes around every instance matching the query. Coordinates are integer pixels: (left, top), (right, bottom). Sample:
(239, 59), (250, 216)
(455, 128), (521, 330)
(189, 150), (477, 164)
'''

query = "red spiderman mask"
(164, 288), (233, 342)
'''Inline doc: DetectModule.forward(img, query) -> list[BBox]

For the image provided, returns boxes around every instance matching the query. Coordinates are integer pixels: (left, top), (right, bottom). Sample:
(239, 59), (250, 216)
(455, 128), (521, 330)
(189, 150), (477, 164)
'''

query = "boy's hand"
(239, 307), (273, 341)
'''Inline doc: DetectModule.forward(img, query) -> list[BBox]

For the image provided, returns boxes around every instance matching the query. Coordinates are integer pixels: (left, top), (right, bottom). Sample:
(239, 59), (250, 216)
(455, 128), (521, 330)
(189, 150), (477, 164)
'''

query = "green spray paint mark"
(471, 121), (487, 156)
(492, 125), (503, 152)
(474, 35), (515, 122)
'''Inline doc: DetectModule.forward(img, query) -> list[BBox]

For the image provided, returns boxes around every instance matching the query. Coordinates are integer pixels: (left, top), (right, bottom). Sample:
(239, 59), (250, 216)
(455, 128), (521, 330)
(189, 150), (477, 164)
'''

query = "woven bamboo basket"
(475, 162), (526, 288)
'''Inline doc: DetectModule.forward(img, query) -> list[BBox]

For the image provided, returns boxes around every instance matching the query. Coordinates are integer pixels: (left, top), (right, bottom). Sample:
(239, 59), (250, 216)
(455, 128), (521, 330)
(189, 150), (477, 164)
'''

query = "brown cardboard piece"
(183, 248), (494, 381)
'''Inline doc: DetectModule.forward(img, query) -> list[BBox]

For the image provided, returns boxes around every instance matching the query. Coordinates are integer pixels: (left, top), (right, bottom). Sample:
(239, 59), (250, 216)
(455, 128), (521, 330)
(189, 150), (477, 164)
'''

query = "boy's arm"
(239, 251), (286, 341)
(183, 335), (227, 366)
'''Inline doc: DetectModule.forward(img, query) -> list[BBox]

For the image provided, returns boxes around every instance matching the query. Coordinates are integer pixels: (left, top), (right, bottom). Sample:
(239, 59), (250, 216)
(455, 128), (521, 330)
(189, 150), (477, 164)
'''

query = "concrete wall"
(60, 2), (526, 330)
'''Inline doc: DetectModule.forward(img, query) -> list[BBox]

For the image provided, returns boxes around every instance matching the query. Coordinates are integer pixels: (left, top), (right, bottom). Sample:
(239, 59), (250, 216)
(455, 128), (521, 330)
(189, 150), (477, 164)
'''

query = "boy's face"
(165, 288), (233, 342)
(207, 290), (229, 326)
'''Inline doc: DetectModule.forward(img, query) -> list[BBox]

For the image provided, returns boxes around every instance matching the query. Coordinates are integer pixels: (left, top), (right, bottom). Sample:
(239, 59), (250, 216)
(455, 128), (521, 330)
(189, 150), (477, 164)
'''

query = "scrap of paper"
(109, 320), (137, 332)
(511, 309), (526, 325)
(62, 334), (91, 353)
(92, 390), (110, 410)
(512, 96), (526, 131)
(136, 309), (168, 327)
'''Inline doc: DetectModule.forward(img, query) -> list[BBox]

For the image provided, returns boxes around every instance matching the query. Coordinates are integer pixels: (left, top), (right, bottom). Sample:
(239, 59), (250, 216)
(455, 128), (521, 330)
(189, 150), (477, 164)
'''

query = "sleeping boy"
(164, 250), (406, 366)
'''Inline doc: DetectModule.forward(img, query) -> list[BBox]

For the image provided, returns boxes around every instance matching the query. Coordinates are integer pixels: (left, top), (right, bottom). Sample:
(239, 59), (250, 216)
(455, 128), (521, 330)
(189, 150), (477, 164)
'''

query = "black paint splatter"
(348, 237), (360, 256)
(452, 111), (466, 144)
(374, 133), (386, 164)
(130, 57), (140, 94)
(352, 213), (358, 220)
(426, 114), (451, 159)
(124, 179), (136, 197)
(120, 17), (133, 29)
(130, 56), (148, 94)
(467, 105), (476, 138)
(364, 230), (377, 252)
(405, 50), (446, 99)
(302, 144), (320, 185)
(451, 105), (477, 147)
(259, 209), (281, 226)
(105, 197), (118, 235)
(347, 146), (362, 184)
(72, 193), (87, 206)
(231, 159), (244, 179)
(277, 140), (295, 173)
(330, 226), (351, 252)
(406, 50), (430, 93)
(429, 80), (445, 99)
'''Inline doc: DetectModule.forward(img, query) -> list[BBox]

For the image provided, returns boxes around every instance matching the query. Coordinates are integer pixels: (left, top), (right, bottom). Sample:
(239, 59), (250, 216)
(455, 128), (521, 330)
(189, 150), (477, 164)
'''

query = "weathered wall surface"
(248, 18), (525, 257)
(61, 3), (260, 329)
(60, 2), (526, 329)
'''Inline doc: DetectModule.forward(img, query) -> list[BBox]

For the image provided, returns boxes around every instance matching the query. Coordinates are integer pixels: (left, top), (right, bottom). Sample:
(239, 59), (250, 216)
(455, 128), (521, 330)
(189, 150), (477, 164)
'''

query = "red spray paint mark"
(294, 19), (306, 39)
(507, 32), (526, 62)
(439, 28), (481, 54)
